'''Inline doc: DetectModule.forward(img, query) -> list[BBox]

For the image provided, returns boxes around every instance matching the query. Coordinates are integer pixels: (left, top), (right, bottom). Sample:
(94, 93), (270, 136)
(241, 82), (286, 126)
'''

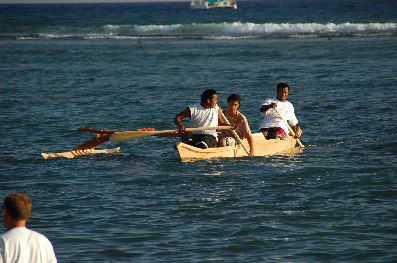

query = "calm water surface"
(1, 1), (396, 262)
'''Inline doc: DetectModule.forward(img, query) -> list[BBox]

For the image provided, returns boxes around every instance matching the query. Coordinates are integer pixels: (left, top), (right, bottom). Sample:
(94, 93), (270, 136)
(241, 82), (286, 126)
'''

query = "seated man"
(219, 94), (254, 157)
(174, 89), (227, 149)
(259, 82), (302, 139)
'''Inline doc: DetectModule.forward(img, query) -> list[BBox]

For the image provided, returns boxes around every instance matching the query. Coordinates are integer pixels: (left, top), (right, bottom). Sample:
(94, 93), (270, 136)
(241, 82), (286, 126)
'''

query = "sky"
(0, 0), (190, 3)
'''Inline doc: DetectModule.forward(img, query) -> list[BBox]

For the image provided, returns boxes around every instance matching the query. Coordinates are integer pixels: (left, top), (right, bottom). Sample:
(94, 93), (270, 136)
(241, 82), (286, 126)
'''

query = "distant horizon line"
(1, 0), (186, 4)
(0, 0), (189, 4)
(1, 0), (252, 4)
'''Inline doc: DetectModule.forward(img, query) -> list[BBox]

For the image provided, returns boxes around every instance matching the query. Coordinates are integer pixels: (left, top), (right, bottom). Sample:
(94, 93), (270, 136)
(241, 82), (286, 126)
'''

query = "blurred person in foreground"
(0, 193), (57, 263)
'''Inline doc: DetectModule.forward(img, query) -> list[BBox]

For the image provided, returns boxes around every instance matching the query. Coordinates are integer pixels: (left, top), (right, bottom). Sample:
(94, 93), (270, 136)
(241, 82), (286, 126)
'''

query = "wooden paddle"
(273, 106), (304, 148)
(220, 112), (251, 156)
(78, 127), (116, 134)
(74, 126), (232, 150)
(110, 126), (232, 141)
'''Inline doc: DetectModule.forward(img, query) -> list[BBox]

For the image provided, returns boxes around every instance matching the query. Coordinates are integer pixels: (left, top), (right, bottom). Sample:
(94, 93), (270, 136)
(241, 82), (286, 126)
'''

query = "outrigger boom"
(41, 126), (232, 159)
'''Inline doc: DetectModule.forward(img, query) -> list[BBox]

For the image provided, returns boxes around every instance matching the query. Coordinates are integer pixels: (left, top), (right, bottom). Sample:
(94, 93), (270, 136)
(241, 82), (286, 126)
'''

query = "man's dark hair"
(3, 193), (32, 220)
(227, 94), (241, 104)
(277, 82), (290, 91)
(201, 89), (217, 103)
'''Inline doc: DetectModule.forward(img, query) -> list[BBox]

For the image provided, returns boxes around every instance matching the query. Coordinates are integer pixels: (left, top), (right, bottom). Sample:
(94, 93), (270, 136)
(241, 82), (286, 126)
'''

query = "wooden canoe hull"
(175, 133), (301, 161)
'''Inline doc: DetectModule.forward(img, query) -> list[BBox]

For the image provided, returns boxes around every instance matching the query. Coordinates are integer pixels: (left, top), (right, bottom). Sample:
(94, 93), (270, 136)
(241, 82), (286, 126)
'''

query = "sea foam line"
(104, 22), (397, 35)
(10, 22), (397, 41)
(222, 22), (397, 34)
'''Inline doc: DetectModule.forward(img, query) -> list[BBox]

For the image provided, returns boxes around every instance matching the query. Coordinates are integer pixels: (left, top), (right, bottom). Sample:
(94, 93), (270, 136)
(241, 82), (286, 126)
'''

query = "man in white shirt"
(175, 89), (227, 148)
(259, 82), (302, 139)
(0, 193), (57, 263)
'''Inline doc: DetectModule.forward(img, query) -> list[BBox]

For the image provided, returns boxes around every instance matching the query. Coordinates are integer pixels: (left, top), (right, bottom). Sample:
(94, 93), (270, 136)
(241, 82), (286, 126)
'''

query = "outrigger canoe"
(175, 133), (302, 162)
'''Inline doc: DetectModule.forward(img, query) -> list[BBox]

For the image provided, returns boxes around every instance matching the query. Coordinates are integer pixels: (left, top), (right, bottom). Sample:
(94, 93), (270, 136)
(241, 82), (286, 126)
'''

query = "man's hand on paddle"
(293, 126), (303, 138)
(174, 107), (191, 132)
(177, 123), (186, 132)
(260, 102), (277, 113)
(294, 127), (303, 138)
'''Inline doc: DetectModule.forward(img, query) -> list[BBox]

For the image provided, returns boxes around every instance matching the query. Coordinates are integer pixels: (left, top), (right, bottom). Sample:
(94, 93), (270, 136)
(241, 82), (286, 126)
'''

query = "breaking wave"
(8, 22), (397, 41)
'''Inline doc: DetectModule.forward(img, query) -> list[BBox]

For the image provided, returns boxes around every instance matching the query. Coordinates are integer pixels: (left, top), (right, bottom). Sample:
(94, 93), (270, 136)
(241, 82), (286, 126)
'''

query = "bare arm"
(217, 108), (229, 126)
(240, 114), (254, 157)
(247, 135), (254, 157)
(174, 107), (191, 132)
(290, 125), (303, 138)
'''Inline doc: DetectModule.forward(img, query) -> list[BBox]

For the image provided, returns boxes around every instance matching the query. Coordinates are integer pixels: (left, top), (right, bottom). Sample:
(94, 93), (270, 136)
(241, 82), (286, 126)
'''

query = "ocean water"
(1, 0), (397, 262)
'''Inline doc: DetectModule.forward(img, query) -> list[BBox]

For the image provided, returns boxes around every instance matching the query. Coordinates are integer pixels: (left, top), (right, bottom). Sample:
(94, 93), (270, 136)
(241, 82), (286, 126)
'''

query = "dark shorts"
(260, 127), (287, 140)
(181, 134), (218, 149)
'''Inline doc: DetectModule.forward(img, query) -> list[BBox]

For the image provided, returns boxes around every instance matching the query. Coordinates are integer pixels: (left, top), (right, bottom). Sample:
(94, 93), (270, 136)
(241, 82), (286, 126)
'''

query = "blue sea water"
(1, 0), (397, 262)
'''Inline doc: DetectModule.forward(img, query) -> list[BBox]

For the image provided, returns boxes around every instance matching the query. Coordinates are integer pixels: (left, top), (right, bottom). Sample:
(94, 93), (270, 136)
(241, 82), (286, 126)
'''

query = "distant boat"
(190, 0), (237, 10)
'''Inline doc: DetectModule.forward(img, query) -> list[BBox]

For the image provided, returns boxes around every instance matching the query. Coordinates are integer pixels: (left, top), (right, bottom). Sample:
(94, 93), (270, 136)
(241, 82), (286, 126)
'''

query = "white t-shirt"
(189, 104), (219, 137)
(0, 227), (57, 263)
(259, 98), (298, 134)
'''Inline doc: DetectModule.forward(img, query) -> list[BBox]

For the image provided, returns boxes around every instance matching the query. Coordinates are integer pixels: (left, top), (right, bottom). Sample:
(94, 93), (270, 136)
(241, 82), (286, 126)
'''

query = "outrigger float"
(41, 147), (121, 160)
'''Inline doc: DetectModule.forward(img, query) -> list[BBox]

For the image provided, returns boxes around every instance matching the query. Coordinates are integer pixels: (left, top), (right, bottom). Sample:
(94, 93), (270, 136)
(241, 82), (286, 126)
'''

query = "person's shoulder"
(1, 227), (26, 238)
(188, 104), (199, 112)
(237, 111), (246, 119)
(189, 103), (197, 108)
(29, 229), (49, 238)
(189, 103), (202, 110)
(0, 227), (28, 246)
(237, 111), (249, 122)
(285, 100), (295, 108)
(29, 229), (54, 246)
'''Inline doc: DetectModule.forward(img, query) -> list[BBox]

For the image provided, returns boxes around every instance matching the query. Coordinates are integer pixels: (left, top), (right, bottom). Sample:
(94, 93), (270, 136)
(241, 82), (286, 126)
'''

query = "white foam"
(126, 22), (397, 36)
(15, 22), (397, 41)
(134, 24), (183, 33)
